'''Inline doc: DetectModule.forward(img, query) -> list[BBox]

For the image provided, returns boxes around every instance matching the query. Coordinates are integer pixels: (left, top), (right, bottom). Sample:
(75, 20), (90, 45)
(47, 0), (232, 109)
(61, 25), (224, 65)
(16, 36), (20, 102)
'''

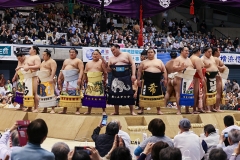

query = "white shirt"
(0, 130), (21, 160)
(174, 131), (205, 160)
(118, 130), (131, 149)
(222, 125), (240, 134)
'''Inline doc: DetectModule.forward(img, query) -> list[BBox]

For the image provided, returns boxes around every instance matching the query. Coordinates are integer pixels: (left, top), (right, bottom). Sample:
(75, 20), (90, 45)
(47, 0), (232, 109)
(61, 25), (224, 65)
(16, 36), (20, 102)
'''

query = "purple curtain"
(201, 0), (240, 7)
(0, 0), (61, 8)
(78, 0), (140, 19)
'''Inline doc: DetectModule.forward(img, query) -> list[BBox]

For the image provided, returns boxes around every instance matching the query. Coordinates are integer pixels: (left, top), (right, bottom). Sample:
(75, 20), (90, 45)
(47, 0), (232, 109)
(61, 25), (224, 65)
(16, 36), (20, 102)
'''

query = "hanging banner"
(220, 53), (240, 65)
(82, 47), (157, 63)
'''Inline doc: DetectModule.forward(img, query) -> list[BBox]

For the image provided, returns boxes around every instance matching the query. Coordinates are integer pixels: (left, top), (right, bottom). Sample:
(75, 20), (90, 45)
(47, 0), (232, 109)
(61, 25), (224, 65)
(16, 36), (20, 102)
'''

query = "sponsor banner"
(220, 53), (240, 65)
(0, 44), (14, 60)
(82, 47), (157, 63)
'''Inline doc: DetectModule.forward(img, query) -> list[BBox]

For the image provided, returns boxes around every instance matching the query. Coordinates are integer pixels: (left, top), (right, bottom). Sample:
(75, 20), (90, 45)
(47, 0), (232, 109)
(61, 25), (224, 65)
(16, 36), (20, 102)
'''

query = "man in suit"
(11, 119), (55, 160)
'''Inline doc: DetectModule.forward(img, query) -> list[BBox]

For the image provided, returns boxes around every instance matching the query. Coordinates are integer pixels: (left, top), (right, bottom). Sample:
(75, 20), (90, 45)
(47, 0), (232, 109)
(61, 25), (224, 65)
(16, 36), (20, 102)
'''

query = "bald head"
(113, 119), (122, 130)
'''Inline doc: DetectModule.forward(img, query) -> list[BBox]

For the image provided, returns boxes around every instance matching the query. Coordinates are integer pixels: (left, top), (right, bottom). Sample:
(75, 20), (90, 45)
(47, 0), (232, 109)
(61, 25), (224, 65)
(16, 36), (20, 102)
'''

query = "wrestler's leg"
(75, 107), (80, 115)
(174, 77), (181, 115)
(129, 105), (137, 116)
(102, 108), (106, 115)
(41, 108), (48, 113)
(50, 107), (55, 114)
(164, 81), (174, 107)
(32, 77), (39, 113)
(192, 78), (200, 114)
(156, 107), (163, 115)
(84, 107), (92, 115)
(137, 107), (144, 114)
(111, 105), (119, 115)
(59, 107), (67, 114)
(215, 76), (223, 112)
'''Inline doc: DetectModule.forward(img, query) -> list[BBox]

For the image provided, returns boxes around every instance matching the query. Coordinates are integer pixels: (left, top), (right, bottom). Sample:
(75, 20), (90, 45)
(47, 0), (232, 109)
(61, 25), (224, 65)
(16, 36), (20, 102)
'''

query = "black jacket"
(91, 127), (115, 157)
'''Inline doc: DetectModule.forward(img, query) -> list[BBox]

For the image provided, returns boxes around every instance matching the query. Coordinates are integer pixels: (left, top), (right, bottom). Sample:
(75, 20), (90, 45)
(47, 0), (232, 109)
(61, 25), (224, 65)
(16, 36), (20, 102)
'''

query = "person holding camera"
(91, 121), (120, 157)
(217, 129), (240, 159)
(0, 123), (20, 160)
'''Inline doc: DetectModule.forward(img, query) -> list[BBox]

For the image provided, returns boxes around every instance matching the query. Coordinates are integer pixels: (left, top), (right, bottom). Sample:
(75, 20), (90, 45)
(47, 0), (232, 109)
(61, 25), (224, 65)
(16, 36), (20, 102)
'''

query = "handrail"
(214, 28), (228, 39)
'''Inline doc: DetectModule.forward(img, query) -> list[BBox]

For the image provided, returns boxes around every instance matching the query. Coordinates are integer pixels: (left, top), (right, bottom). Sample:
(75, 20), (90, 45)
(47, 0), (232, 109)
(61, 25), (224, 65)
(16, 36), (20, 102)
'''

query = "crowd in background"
(0, 2), (238, 51)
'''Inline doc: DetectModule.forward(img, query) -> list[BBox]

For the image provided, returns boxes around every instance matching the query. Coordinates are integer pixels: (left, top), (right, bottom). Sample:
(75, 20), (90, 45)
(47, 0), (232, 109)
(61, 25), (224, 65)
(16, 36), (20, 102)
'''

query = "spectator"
(11, 31), (18, 44)
(167, 33), (175, 45)
(48, 32), (58, 45)
(151, 141), (169, 160)
(67, 29), (74, 41)
(232, 80), (240, 93)
(112, 120), (131, 149)
(209, 148), (227, 160)
(110, 147), (132, 160)
(159, 147), (182, 160)
(0, 123), (20, 160)
(134, 118), (173, 157)
(58, 35), (66, 46)
(71, 34), (81, 46)
(221, 99), (232, 110)
(174, 118), (205, 160)
(51, 142), (70, 160)
(11, 119), (55, 160)
(222, 115), (240, 136)
(23, 36), (32, 44)
(11, 14), (19, 27)
(217, 129), (240, 159)
(91, 121), (119, 157)
(235, 97), (240, 110)
(226, 79), (233, 93)
(175, 33), (182, 42)
(38, 27), (46, 40)
(6, 80), (12, 92)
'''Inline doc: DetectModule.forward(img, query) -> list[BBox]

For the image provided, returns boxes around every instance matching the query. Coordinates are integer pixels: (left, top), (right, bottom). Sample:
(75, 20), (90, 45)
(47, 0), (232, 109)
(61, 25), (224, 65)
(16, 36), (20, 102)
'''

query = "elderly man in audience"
(217, 129), (240, 159)
(174, 118), (205, 160)
(0, 123), (20, 160)
(51, 142), (70, 160)
(11, 119), (55, 160)
(91, 121), (119, 157)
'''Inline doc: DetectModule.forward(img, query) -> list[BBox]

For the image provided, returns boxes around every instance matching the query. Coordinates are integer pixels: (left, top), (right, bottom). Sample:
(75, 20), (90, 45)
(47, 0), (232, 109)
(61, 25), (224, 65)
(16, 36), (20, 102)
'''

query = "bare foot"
(192, 111), (200, 114)
(59, 111), (67, 114)
(206, 110), (212, 113)
(111, 112), (119, 115)
(41, 108), (48, 113)
(75, 111), (80, 115)
(211, 109), (217, 112)
(84, 112), (91, 115)
(216, 109), (224, 112)
(137, 111), (144, 115)
(102, 112), (107, 115)
(32, 109), (38, 113)
(197, 109), (205, 113)
(50, 110), (55, 114)
(24, 108), (32, 112)
(131, 112), (137, 116)
(157, 111), (164, 115)
(176, 111), (182, 115)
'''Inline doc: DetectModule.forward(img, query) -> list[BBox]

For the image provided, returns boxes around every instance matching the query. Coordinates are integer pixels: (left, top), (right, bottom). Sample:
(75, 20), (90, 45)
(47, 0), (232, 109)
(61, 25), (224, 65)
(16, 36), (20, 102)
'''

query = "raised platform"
(1, 107), (240, 142)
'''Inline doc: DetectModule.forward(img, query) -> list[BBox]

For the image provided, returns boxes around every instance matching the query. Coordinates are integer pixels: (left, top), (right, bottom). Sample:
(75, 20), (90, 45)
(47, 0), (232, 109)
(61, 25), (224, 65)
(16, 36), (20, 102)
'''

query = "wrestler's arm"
(107, 58), (112, 73)
(101, 62), (108, 84)
(128, 54), (136, 76)
(137, 62), (143, 87)
(173, 59), (182, 72)
(50, 60), (57, 80)
(78, 60), (84, 80)
(218, 59), (227, 72)
(161, 61), (167, 86)
(82, 63), (88, 83)
(58, 61), (66, 82)
(195, 60), (204, 79)
(28, 57), (41, 70)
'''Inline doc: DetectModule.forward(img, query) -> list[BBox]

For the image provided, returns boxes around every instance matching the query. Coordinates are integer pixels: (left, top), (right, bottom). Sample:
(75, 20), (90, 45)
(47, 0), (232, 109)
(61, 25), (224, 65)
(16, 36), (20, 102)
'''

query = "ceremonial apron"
(139, 71), (164, 108)
(176, 69), (196, 106)
(220, 68), (229, 104)
(194, 68), (206, 108)
(205, 71), (218, 106)
(15, 70), (24, 104)
(59, 69), (83, 108)
(108, 65), (135, 105)
(168, 72), (178, 102)
(37, 70), (56, 108)
(20, 69), (37, 107)
(82, 72), (106, 108)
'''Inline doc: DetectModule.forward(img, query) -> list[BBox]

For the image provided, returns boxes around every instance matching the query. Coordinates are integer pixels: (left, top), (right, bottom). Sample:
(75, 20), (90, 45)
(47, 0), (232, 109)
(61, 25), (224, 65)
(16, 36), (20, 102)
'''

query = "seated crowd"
(0, 2), (238, 51)
(1, 115), (240, 160)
